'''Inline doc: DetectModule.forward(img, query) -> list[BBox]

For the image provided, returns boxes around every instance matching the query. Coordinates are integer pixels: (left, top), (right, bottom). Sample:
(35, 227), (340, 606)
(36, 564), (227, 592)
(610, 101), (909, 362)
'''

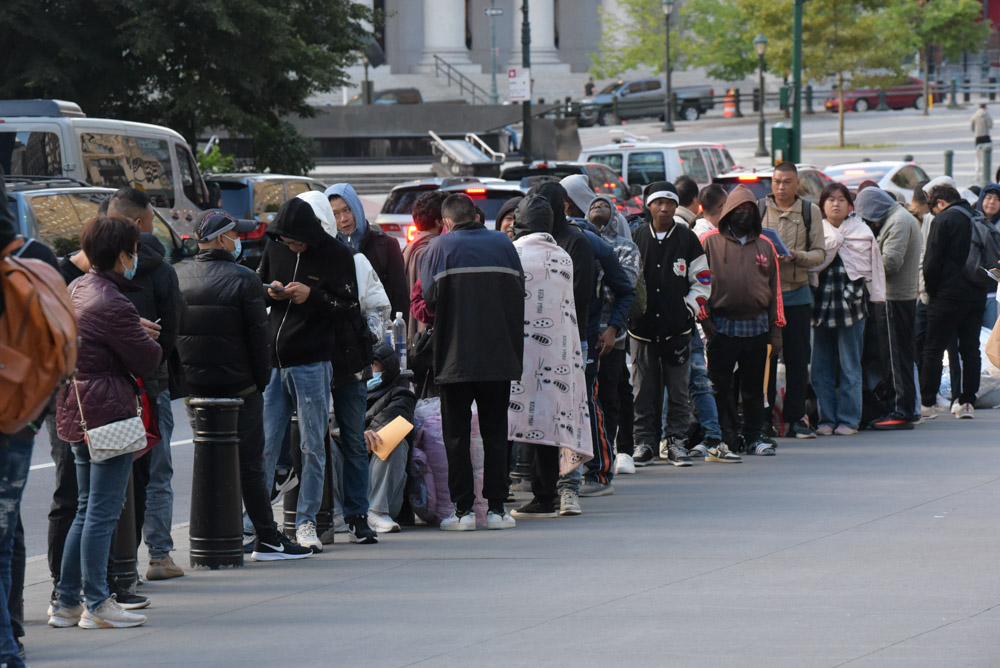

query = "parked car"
(5, 177), (196, 262)
(499, 162), (643, 215)
(712, 165), (833, 203)
(579, 136), (737, 190)
(578, 79), (715, 126)
(205, 173), (327, 269)
(822, 161), (929, 203)
(348, 88), (423, 105)
(375, 177), (524, 248)
(824, 78), (941, 112)
(0, 98), (213, 237)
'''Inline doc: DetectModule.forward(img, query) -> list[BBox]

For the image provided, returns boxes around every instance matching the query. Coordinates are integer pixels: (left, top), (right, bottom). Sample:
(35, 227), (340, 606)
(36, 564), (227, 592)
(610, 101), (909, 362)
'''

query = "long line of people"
(0, 156), (994, 665)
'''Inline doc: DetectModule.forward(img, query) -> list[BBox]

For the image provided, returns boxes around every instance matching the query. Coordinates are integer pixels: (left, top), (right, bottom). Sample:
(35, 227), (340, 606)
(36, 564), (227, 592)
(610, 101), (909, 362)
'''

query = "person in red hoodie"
(699, 186), (785, 461)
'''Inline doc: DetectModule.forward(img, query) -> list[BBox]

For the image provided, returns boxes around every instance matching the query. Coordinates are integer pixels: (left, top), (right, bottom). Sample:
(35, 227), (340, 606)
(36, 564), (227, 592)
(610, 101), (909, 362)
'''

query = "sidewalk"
(19, 410), (1000, 667)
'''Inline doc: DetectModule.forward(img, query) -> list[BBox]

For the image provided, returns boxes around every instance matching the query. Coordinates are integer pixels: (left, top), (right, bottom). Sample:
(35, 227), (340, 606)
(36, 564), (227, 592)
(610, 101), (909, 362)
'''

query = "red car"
(824, 78), (941, 113)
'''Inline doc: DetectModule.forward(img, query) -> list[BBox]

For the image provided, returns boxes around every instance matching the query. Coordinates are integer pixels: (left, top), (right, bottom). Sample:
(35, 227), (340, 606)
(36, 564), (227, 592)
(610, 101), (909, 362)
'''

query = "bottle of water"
(391, 312), (407, 368)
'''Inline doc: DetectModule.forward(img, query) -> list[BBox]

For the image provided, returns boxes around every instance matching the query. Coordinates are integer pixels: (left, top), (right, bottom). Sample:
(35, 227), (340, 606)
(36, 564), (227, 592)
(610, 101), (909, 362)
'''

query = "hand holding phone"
(263, 283), (286, 292)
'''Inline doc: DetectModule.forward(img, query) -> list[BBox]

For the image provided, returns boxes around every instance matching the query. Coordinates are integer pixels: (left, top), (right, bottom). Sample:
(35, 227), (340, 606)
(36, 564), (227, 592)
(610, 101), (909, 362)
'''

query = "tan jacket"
(761, 195), (825, 293)
(971, 108), (993, 138)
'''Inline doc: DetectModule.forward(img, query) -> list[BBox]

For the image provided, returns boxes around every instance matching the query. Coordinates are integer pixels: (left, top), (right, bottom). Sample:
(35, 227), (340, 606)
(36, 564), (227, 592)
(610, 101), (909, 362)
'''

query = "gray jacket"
(876, 202), (922, 301)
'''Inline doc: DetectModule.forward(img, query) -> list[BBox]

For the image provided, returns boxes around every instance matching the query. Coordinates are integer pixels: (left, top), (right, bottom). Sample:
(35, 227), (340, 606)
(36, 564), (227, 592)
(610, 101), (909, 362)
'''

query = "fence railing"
(432, 55), (490, 105)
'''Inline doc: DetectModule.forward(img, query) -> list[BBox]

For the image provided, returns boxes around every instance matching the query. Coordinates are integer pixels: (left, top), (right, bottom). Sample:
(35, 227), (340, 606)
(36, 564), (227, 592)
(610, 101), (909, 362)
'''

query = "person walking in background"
(50, 216), (162, 630)
(810, 184), (886, 436)
(418, 194), (524, 531)
(972, 104), (993, 183)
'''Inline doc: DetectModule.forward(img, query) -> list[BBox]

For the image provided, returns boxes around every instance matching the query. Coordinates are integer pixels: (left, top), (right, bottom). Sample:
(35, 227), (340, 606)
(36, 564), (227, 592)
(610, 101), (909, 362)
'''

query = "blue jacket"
(572, 219), (635, 346)
(419, 222), (525, 384)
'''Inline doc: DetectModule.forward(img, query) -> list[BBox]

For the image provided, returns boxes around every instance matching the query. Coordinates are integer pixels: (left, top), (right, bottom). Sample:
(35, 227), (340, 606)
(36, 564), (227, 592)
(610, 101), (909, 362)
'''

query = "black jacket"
(924, 199), (989, 303)
(257, 198), (371, 377)
(366, 344), (416, 432)
(175, 249), (271, 397)
(361, 226), (409, 318)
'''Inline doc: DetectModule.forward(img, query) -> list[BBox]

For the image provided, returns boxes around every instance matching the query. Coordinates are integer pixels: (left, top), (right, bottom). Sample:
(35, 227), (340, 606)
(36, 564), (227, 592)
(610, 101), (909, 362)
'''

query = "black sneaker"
(510, 499), (558, 518)
(786, 419), (816, 439)
(633, 444), (655, 467)
(252, 532), (312, 561)
(347, 515), (378, 544)
(270, 468), (299, 503)
(112, 590), (149, 610)
(872, 415), (915, 430)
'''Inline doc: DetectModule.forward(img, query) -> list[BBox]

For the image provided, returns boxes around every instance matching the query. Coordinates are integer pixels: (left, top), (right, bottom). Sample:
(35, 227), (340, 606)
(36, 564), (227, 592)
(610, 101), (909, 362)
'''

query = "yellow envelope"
(372, 416), (414, 461)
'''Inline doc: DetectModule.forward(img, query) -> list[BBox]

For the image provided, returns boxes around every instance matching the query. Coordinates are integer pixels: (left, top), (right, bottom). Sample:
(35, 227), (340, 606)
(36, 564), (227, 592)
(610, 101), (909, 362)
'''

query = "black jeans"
(616, 343), (634, 456)
(920, 299), (985, 406)
(709, 333), (770, 448)
(768, 303), (811, 426)
(46, 414), (77, 588)
(8, 517), (23, 641)
(439, 381), (511, 513)
(915, 301), (962, 401)
(874, 300), (918, 420)
(597, 347), (626, 449)
(530, 444), (559, 505)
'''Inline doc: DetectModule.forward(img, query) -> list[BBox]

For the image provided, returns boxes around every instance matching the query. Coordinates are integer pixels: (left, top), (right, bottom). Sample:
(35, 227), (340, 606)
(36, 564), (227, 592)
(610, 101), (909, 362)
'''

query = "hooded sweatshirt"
(855, 188), (922, 301)
(325, 183), (409, 316)
(701, 185), (784, 347)
(257, 198), (366, 372)
(923, 197), (988, 303)
(560, 174), (596, 216)
(975, 183), (1000, 227)
(591, 195), (639, 348)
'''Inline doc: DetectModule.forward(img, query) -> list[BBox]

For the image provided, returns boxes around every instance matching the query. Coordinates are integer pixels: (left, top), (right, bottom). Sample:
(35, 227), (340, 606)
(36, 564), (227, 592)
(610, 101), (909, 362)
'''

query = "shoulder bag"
(72, 378), (147, 462)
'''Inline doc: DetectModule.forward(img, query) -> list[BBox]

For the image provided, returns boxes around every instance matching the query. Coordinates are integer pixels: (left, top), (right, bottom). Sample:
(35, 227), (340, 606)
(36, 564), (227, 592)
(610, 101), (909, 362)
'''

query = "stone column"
(509, 0), (565, 68)
(418, 0), (479, 72)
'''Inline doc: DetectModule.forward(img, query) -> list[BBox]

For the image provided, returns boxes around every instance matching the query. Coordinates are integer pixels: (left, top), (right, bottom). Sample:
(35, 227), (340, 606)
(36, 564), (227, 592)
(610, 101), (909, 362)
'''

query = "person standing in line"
(693, 184), (727, 240)
(673, 176), (699, 227)
(418, 194), (525, 531)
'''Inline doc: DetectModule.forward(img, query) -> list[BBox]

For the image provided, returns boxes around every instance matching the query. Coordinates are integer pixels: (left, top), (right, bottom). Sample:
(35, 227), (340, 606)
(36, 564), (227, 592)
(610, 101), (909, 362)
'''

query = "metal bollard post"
(964, 79), (971, 103)
(983, 145), (993, 187)
(877, 89), (888, 111)
(990, 77), (997, 101)
(189, 397), (244, 569)
(805, 85), (814, 114)
(949, 80), (960, 109)
(944, 149), (954, 177)
(110, 472), (138, 595)
(734, 89), (744, 117)
(611, 96), (620, 124)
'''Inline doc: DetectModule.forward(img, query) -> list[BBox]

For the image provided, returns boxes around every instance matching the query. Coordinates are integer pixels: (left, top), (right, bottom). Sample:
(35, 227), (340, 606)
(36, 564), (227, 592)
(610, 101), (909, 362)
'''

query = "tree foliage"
(0, 0), (375, 174)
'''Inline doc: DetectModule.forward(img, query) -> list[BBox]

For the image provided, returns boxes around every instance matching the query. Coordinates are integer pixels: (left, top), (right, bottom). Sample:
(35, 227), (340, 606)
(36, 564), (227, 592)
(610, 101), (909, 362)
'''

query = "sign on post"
(508, 68), (531, 103)
(484, 7), (504, 16)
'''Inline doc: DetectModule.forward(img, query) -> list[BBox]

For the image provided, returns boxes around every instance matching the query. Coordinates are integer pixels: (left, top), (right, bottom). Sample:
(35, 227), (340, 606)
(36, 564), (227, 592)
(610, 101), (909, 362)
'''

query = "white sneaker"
(295, 520), (323, 552)
(77, 597), (146, 629)
(559, 491), (582, 516)
(440, 510), (476, 531)
(486, 509), (516, 530)
(48, 602), (83, 628)
(957, 403), (975, 419)
(614, 452), (635, 475)
(951, 401), (963, 416)
(920, 405), (938, 420)
(367, 512), (400, 534)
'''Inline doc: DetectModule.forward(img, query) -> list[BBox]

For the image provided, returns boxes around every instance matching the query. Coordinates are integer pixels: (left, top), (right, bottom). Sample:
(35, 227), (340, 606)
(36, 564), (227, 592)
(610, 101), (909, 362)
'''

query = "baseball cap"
(194, 209), (256, 241)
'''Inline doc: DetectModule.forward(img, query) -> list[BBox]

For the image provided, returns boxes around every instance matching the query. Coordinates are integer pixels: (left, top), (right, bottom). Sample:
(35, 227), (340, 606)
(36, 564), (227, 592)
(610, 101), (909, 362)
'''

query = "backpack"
(0, 238), (79, 433)
(956, 207), (1000, 290)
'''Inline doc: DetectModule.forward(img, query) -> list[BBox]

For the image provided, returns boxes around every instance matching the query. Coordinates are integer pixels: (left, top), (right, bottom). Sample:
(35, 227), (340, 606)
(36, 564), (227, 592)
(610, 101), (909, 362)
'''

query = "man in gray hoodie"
(854, 187), (922, 429)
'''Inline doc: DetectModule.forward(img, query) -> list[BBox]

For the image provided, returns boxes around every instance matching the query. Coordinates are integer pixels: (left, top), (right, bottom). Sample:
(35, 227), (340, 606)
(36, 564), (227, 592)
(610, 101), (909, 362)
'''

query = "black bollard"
(317, 428), (334, 541)
(109, 472), (137, 594)
(282, 414), (300, 539)
(509, 442), (534, 493)
(189, 397), (244, 569)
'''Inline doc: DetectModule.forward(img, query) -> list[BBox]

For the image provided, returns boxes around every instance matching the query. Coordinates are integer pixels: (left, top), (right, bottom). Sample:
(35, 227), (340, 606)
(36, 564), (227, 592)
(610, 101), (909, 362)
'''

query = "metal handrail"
(433, 55), (490, 105)
(464, 133), (505, 162)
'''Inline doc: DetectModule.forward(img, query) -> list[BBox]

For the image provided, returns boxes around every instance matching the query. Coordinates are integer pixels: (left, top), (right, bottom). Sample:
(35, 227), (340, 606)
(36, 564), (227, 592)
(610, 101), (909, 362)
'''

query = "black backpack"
(954, 206), (1000, 289)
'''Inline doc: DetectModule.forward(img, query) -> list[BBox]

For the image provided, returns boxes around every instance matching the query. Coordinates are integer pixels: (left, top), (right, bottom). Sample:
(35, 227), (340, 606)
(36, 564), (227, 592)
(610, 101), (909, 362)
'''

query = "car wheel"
(853, 98), (869, 112)
(682, 105), (700, 121)
(914, 95), (925, 110)
(597, 110), (607, 126)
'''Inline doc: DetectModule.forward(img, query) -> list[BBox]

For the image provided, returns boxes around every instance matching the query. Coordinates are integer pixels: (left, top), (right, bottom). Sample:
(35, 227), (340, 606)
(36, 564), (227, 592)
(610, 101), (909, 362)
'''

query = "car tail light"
(240, 221), (268, 241)
(406, 225), (417, 242)
(380, 223), (402, 232)
(738, 175), (759, 182)
(466, 188), (487, 199)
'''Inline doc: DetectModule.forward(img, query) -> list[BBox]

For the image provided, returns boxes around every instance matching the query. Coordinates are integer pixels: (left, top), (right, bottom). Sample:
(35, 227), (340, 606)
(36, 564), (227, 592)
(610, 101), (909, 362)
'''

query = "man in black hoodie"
(258, 198), (376, 550)
(920, 184), (988, 418)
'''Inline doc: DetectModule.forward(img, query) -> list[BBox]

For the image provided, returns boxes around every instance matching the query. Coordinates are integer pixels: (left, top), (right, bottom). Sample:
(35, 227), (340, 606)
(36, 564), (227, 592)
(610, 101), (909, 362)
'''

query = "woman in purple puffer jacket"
(50, 217), (162, 630)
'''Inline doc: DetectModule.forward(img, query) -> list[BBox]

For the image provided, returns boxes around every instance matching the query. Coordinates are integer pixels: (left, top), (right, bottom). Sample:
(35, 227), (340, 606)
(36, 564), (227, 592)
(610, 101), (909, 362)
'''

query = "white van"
(578, 133), (737, 191)
(0, 99), (211, 237)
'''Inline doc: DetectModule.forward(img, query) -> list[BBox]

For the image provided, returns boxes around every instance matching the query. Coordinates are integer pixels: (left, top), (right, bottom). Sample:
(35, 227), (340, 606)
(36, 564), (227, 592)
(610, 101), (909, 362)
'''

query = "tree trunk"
(838, 71), (845, 148)
(923, 43), (931, 116)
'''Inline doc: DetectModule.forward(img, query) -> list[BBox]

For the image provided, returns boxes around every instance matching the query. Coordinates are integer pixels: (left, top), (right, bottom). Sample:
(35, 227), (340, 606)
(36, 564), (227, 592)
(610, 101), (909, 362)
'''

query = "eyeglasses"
(276, 238), (307, 250)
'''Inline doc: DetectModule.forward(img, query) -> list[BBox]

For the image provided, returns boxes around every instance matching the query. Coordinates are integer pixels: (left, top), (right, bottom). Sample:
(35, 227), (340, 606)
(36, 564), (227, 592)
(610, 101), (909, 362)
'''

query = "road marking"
(29, 438), (195, 471)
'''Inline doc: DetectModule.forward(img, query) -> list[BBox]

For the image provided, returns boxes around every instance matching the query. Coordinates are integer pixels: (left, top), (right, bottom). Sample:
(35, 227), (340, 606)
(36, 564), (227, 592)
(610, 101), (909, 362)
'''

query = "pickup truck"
(577, 78), (715, 126)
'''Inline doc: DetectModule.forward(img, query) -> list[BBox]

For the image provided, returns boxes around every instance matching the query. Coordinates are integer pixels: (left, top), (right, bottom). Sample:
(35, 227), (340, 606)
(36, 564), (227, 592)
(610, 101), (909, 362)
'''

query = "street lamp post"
(521, 0), (532, 164)
(791, 0), (804, 162)
(662, 0), (675, 132)
(754, 34), (769, 158)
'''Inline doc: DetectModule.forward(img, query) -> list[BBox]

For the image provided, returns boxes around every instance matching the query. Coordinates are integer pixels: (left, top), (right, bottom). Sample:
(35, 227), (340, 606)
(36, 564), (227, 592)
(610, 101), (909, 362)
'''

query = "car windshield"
(596, 82), (620, 96)
(213, 181), (252, 219)
(500, 166), (584, 181)
(714, 177), (772, 201)
(380, 186), (440, 215)
(824, 166), (891, 187)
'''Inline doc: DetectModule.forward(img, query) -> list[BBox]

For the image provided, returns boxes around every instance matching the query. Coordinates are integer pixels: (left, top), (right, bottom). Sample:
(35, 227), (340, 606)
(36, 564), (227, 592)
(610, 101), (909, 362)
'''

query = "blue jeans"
(263, 362), (332, 529)
(57, 444), (133, 612)
(688, 345), (722, 440)
(142, 389), (175, 559)
(0, 431), (32, 667)
(330, 380), (370, 518)
(811, 320), (866, 430)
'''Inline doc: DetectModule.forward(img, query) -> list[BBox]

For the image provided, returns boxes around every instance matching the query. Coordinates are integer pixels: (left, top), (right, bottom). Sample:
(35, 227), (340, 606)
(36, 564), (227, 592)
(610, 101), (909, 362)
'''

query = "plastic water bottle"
(391, 312), (407, 368)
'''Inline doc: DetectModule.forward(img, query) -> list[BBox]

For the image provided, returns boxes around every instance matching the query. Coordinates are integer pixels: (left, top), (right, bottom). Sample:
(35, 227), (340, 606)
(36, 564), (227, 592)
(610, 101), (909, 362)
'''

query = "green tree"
(590, 0), (679, 79)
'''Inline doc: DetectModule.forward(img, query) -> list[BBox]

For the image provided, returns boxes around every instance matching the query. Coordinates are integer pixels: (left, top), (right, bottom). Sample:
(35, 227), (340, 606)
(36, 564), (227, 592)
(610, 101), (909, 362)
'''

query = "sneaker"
(662, 439), (693, 467)
(957, 403), (975, 419)
(787, 420), (816, 439)
(747, 438), (776, 456)
(332, 514), (349, 533)
(111, 590), (149, 611)
(872, 415), (915, 431)
(920, 405), (938, 420)
(706, 443), (742, 463)
(347, 515), (379, 544)
(815, 425), (834, 436)
(295, 520), (323, 553)
(486, 508), (516, 530)
(951, 401), (963, 416)
(77, 597), (146, 629)
(614, 452), (635, 474)
(251, 532), (312, 561)
(270, 468), (299, 503)
(632, 444), (655, 467)
(511, 499), (558, 518)
(146, 555), (184, 581)
(440, 509), (476, 531)
(367, 512), (400, 534)
(47, 602), (84, 628)
(242, 532), (256, 554)
(834, 425), (859, 436)
(688, 443), (709, 458)
(559, 491), (582, 516)
(579, 479), (614, 497)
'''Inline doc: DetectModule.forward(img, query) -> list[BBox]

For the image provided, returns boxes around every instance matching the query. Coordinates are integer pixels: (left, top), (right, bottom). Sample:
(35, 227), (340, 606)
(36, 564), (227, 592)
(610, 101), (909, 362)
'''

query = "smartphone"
(263, 283), (286, 292)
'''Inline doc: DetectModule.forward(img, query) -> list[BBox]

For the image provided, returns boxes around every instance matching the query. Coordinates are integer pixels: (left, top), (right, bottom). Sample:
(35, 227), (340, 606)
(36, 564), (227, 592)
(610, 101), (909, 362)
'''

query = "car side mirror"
(182, 237), (199, 257)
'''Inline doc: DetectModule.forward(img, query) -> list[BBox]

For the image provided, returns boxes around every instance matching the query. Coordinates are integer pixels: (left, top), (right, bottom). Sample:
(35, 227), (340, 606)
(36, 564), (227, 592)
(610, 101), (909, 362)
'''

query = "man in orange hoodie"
(699, 186), (785, 460)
